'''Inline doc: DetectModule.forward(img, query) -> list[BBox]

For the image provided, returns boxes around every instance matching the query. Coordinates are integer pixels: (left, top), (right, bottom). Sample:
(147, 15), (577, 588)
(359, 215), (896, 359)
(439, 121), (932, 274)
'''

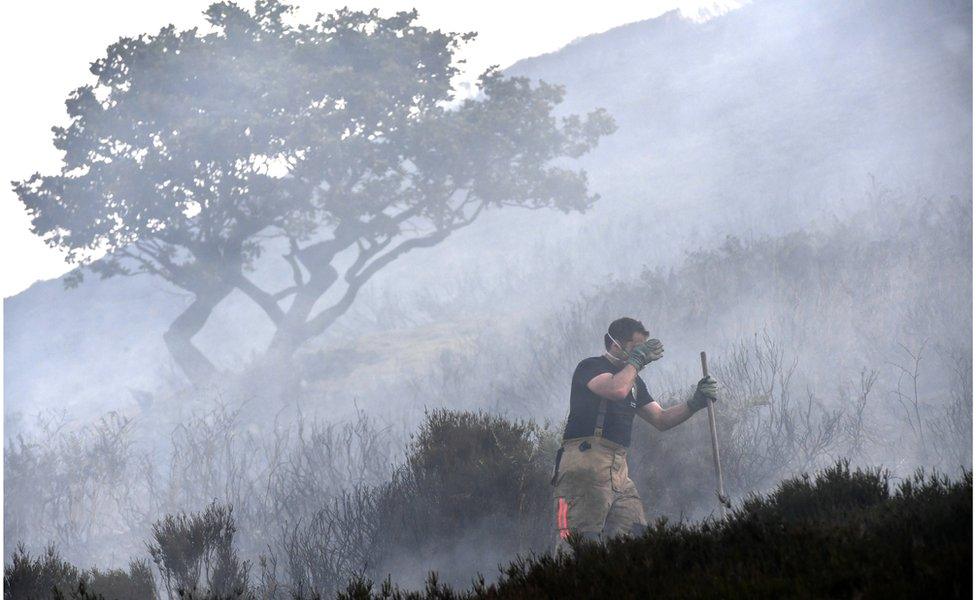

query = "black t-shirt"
(562, 355), (654, 447)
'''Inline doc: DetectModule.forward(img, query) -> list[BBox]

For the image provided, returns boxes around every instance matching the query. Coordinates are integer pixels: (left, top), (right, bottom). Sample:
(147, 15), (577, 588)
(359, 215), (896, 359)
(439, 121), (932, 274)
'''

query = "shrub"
(4, 544), (156, 600)
(276, 410), (561, 596)
(146, 502), (251, 599)
(336, 461), (973, 599)
(4, 413), (139, 565)
(85, 560), (157, 599)
(4, 544), (79, 600)
(279, 486), (379, 600)
(736, 459), (889, 524)
(371, 411), (559, 582)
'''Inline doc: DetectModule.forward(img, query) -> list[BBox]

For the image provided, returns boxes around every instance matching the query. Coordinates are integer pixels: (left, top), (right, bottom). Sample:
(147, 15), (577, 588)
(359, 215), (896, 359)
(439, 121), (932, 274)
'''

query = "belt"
(561, 435), (627, 454)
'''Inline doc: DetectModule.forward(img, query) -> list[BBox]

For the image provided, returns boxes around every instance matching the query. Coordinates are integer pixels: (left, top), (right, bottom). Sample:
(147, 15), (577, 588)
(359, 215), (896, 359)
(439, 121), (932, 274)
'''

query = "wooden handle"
(701, 351), (727, 518)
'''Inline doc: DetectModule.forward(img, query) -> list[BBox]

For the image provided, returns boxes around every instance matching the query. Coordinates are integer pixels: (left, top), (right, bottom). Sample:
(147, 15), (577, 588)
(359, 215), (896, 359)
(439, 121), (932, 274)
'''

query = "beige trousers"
(552, 436), (647, 553)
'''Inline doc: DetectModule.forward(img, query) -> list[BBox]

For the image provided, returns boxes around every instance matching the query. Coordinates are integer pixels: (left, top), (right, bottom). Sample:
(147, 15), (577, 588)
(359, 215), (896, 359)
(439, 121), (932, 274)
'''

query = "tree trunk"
(265, 265), (338, 360)
(163, 284), (233, 386)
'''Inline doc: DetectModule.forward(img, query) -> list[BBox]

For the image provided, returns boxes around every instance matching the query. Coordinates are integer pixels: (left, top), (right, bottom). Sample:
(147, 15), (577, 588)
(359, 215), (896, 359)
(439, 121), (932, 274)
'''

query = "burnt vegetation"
(4, 431), (971, 599)
(336, 463), (971, 599)
(5, 186), (972, 596)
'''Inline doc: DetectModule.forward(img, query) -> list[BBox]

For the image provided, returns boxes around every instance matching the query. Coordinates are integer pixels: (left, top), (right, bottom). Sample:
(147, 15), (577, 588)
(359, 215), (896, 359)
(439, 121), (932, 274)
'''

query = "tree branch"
(273, 286), (300, 301)
(302, 219), (472, 341)
(284, 237), (307, 289)
(306, 198), (485, 334)
(118, 248), (168, 280)
(233, 273), (286, 324)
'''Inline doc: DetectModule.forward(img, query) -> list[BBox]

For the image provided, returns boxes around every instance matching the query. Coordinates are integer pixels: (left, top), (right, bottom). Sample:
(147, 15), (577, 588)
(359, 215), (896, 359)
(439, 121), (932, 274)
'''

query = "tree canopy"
(14, 0), (616, 385)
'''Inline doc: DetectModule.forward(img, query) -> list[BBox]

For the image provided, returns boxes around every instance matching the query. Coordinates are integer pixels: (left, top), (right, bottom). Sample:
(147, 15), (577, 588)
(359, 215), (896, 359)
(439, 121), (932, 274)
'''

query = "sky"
(0, 0), (744, 300)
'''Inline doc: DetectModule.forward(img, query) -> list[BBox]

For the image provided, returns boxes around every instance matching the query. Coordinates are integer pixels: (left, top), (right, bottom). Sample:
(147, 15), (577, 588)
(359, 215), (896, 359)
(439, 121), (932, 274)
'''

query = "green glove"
(688, 376), (719, 412)
(627, 339), (664, 371)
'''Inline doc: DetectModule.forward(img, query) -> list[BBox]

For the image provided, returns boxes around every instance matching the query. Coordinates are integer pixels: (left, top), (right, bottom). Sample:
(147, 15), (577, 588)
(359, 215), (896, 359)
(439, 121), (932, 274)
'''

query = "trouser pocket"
(554, 495), (607, 540)
(610, 452), (629, 492)
(550, 447), (564, 486)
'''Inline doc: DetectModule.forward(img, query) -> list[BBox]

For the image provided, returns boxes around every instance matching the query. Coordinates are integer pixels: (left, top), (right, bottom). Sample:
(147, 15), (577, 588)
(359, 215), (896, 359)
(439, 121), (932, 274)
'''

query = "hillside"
(344, 463), (972, 599)
(5, 447), (971, 599)
(508, 0), (972, 217)
(4, 0), (972, 437)
(7, 187), (969, 573)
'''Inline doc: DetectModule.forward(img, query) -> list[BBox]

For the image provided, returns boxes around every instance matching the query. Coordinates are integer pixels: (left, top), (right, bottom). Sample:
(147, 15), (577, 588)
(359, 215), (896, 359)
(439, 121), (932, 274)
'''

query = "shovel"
(700, 351), (731, 518)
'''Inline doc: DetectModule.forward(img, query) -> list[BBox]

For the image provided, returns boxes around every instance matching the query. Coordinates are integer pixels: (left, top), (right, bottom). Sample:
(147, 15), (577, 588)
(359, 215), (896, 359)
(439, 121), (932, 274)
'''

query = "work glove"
(688, 376), (719, 412)
(627, 339), (664, 371)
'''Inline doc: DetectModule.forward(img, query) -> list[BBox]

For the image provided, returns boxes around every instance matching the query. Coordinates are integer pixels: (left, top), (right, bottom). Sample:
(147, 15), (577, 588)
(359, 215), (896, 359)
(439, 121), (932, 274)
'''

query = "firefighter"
(552, 317), (719, 551)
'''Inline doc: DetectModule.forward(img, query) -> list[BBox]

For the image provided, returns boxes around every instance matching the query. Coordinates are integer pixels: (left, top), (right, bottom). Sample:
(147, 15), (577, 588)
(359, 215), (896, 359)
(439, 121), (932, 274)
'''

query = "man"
(552, 316), (719, 551)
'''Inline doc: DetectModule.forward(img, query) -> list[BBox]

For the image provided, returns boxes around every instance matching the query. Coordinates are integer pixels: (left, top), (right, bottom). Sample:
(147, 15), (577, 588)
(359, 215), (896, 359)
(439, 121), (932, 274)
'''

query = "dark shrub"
(369, 410), (560, 588)
(146, 502), (251, 599)
(335, 461), (972, 599)
(735, 459), (890, 524)
(85, 560), (157, 599)
(4, 544), (156, 600)
(4, 544), (79, 600)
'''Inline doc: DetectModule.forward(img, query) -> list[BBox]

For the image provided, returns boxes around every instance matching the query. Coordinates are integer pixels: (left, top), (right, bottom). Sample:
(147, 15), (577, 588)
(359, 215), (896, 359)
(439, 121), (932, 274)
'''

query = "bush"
(146, 502), (251, 599)
(373, 410), (559, 580)
(4, 544), (79, 600)
(397, 409), (558, 548)
(4, 413), (140, 566)
(85, 561), (157, 600)
(278, 410), (561, 596)
(338, 461), (973, 599)
(278, 486), (380, 600)
(4, 543), (156, 600)
(736, 460), (889, 524)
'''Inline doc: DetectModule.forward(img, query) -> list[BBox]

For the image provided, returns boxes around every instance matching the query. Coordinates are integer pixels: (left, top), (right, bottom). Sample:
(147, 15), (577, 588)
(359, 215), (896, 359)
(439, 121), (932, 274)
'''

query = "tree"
(13, 0), (616, 385)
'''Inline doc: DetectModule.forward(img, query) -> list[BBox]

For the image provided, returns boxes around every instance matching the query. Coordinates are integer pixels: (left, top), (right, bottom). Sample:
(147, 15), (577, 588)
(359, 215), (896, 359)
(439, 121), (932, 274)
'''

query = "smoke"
(3, 0), (971, 593)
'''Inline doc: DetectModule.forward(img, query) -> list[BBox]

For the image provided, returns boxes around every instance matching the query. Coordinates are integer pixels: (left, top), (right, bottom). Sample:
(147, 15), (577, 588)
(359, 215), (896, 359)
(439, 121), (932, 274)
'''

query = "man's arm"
(586, 339), (664, 401)
(637, 376), (720, 431)
(586, 366), (640, 401)
(636, 400), (696, 431)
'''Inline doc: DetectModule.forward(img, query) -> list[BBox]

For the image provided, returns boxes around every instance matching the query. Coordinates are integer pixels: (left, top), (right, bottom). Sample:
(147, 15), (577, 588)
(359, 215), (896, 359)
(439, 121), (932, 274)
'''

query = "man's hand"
(688, 376), (719, 412)
(627, 339), (664, 371)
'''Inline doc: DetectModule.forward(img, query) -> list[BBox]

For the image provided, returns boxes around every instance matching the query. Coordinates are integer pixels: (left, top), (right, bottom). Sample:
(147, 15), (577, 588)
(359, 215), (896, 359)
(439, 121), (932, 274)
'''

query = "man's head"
(604, 317), (649, 359)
